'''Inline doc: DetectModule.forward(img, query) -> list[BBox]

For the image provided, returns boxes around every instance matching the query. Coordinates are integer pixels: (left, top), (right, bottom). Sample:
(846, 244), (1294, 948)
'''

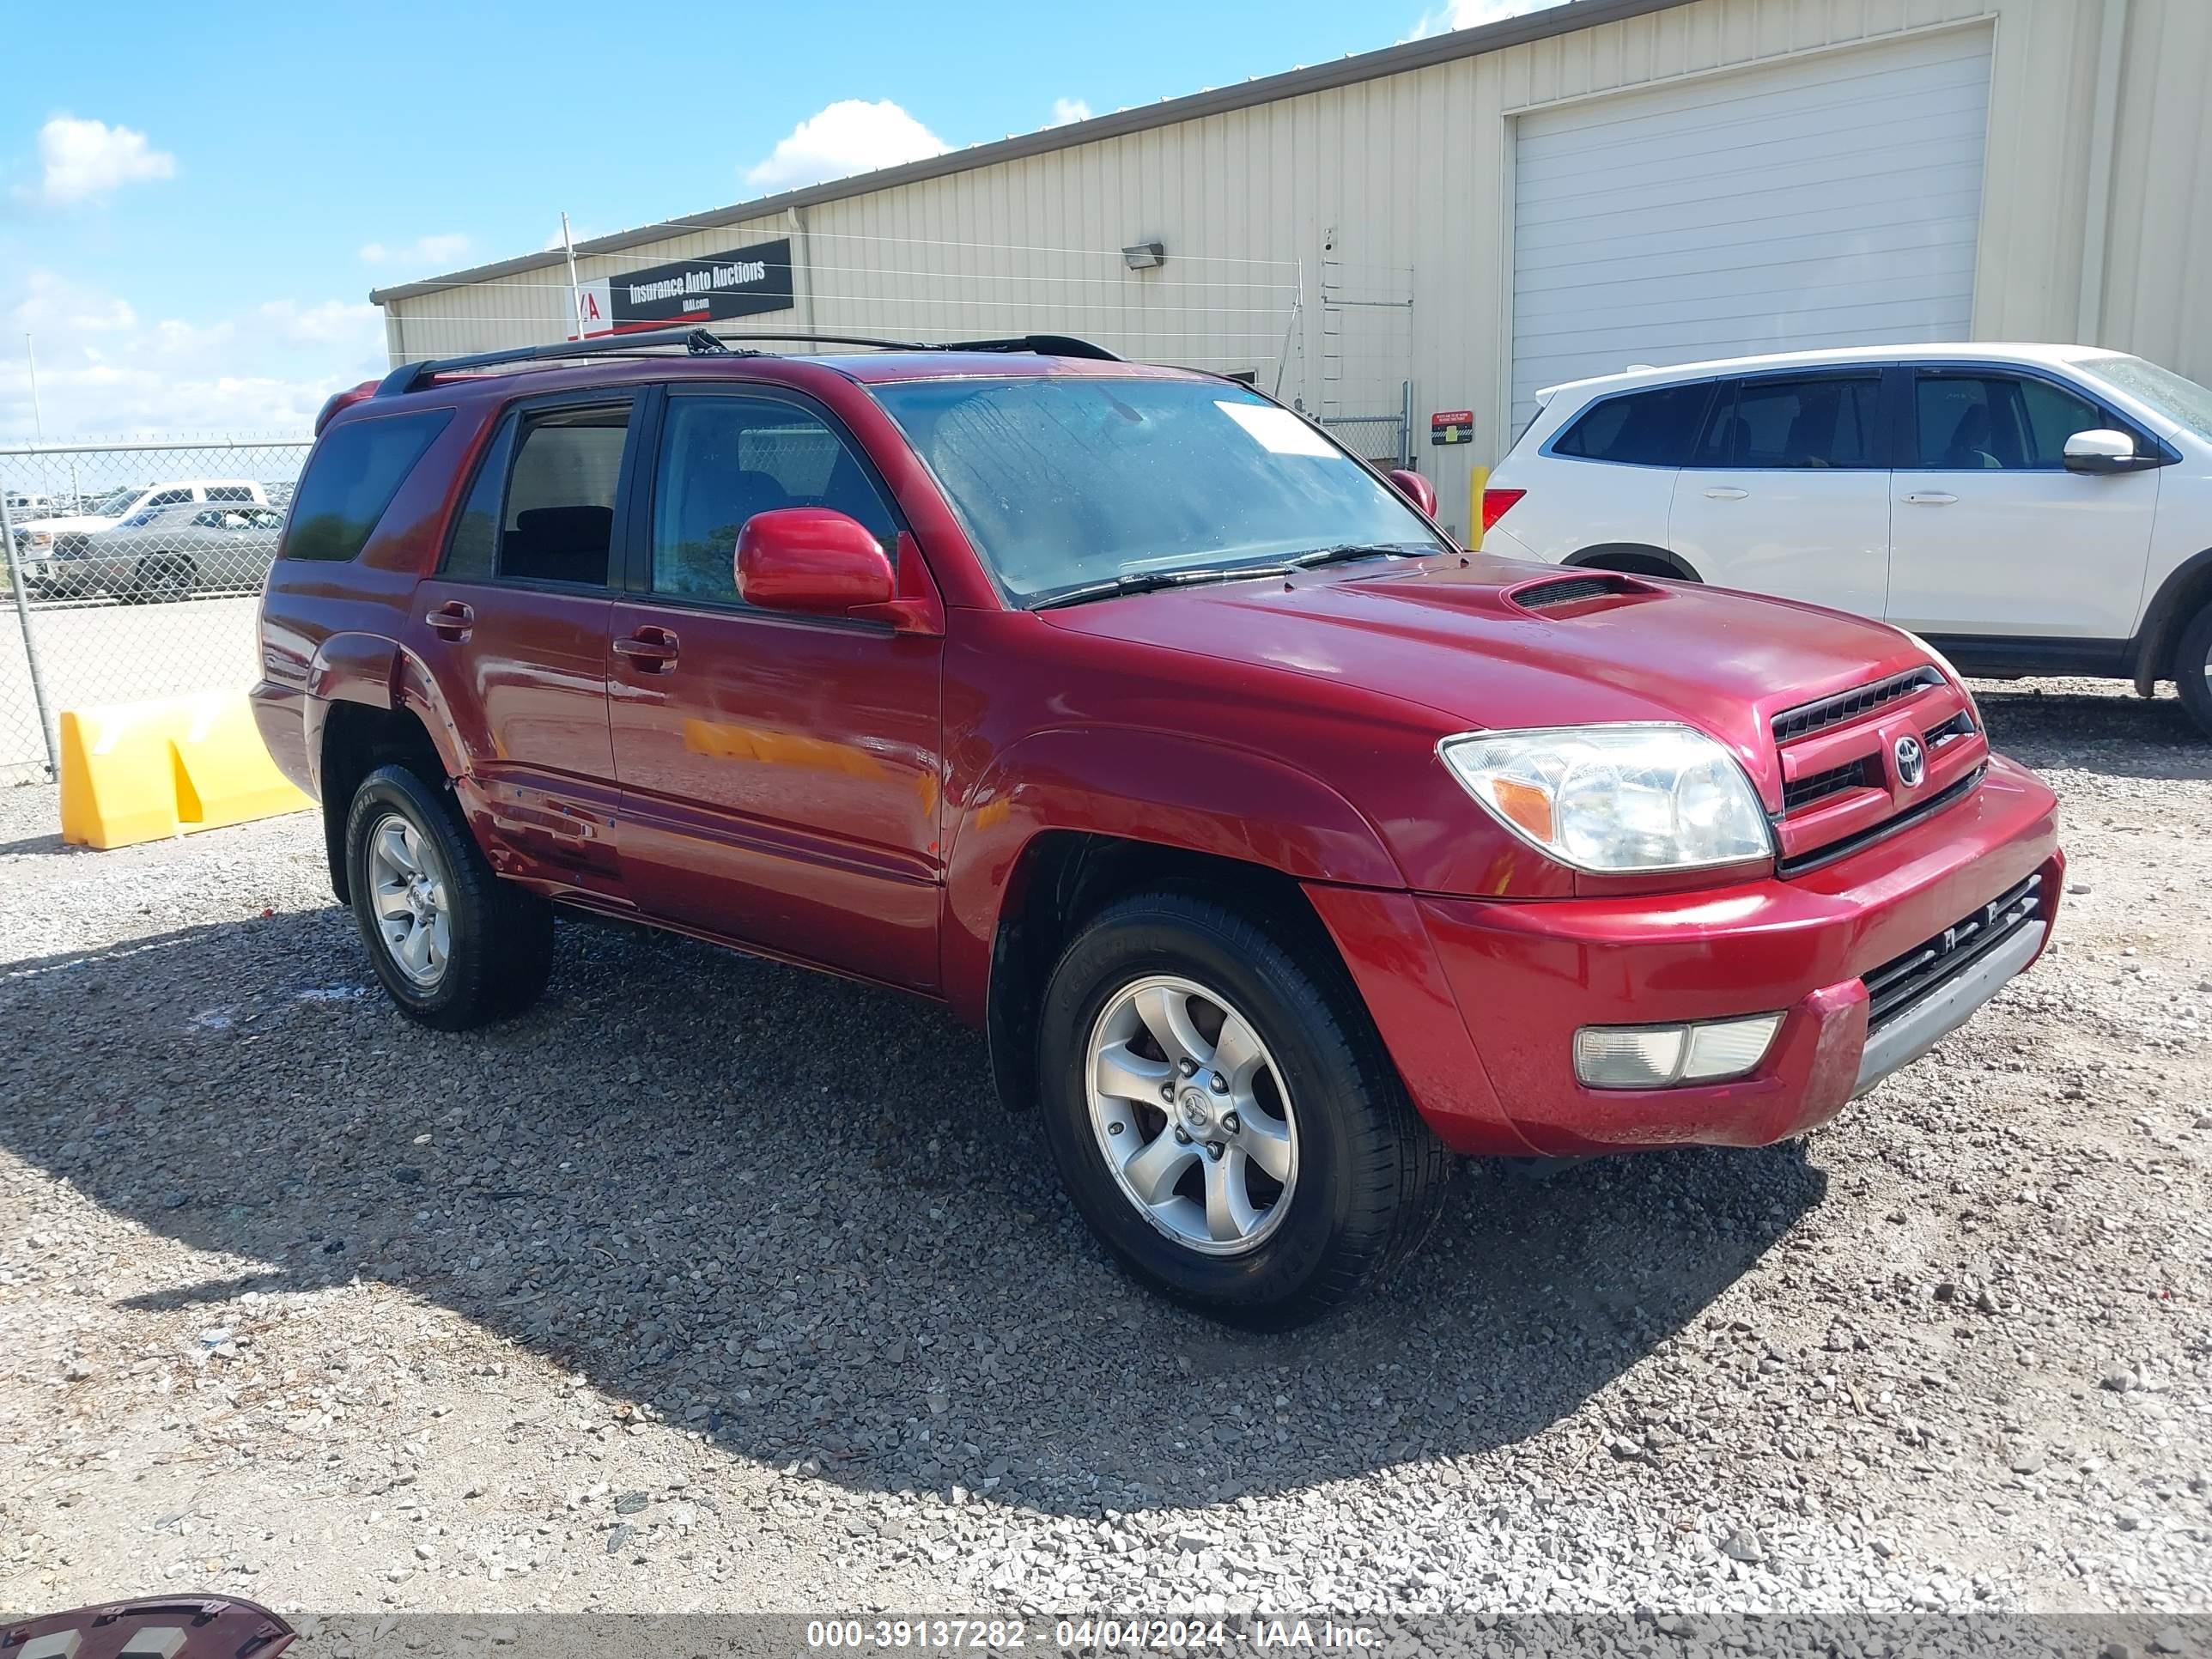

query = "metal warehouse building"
(372, 0), (2212, 542)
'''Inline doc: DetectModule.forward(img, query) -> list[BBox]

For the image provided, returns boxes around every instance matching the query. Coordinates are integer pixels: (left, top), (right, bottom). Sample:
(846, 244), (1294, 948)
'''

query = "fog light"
(1572, 1025), (1686, 1090)
(1682, 1014), (1783, 1081)
(1574, 1013), (1782, 1090)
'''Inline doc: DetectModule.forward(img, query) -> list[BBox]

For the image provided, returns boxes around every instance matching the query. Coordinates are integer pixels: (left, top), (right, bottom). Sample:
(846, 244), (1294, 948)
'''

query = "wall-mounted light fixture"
(1121, 241), (1166, 270)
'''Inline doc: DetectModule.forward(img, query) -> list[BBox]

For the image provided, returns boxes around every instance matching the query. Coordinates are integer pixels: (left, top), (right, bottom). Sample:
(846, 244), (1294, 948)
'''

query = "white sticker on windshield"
(1216, 400), (1338, 457)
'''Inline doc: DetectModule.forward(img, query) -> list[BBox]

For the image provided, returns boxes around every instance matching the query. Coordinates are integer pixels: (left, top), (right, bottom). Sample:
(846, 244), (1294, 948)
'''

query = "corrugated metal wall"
(383, 0), (2212, 541)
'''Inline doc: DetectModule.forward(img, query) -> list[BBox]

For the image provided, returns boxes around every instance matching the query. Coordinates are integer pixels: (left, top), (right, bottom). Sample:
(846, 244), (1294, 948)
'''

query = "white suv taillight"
(1481, 487), (1525, 532)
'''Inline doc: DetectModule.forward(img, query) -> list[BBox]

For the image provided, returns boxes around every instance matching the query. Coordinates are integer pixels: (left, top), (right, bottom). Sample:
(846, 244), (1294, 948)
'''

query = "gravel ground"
(1, 677), (2207, 1625)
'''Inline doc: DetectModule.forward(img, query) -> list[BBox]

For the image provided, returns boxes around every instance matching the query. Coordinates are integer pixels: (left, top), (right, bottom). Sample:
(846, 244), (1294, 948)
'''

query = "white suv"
(1482, 343), (2212, 733)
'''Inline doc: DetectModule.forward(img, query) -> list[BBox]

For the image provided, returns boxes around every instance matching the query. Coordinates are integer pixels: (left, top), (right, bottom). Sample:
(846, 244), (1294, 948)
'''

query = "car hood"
(15, 514), (118, 537)
(1037, 554), (1937, 805)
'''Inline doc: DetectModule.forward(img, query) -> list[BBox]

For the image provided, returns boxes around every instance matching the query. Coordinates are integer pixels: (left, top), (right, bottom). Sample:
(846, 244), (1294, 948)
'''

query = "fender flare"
(301, 632), (398, 795)
(941, 726), (1407, 1024)
(1562, 543), (1702, 582)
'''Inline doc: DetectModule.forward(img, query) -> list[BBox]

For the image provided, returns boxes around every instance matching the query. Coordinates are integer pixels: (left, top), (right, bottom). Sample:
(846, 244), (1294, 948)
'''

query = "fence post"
(1400, 379), (1414, 469)
(0, 489), (60, 777)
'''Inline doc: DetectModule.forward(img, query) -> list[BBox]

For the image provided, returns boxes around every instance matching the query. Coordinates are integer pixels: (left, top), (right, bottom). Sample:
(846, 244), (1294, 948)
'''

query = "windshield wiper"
(1029, 544), (1435, 611)
(1284, 541), (1432, 569)
(1028, 564), (1291, 611)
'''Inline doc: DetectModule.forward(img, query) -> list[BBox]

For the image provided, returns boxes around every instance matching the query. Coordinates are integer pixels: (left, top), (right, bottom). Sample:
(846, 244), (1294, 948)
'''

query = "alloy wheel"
(366, 812), (452, 987)
(1085, 974), (1300, 1255)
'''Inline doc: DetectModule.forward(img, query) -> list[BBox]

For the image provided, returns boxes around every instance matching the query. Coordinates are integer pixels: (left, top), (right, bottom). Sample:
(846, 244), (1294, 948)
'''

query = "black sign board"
(580, 237), (796, 334)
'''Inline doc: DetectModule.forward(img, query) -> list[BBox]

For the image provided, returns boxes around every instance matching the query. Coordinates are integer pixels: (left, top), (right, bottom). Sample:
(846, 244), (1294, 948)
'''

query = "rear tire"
(2176, 604), (2212, 738)
(1575, 550), (1692, 581)
(1035, 890), (1451, 1328)
(343, 763), (553, 1030)
(130, 555), (195, 605)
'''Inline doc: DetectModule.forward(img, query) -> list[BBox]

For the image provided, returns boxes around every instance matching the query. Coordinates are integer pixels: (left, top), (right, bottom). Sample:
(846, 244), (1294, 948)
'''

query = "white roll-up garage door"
(1510, 27), (1993, 432)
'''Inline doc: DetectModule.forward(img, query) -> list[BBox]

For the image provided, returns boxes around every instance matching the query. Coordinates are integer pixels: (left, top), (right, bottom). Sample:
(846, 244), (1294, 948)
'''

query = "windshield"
(868, 376), (1446, 605)
(2078, 354), (2212, 443)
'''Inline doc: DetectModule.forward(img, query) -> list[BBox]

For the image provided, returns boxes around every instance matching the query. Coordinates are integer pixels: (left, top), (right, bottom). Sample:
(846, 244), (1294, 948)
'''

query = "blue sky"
(0, 0), (1544, 440)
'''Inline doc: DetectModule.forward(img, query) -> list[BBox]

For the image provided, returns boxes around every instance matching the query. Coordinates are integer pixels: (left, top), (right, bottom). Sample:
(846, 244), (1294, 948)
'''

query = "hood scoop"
(1505, 571), (1663, 615)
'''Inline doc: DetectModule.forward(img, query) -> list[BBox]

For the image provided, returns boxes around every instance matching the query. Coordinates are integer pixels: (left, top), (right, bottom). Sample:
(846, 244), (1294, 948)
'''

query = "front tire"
(343, 763), (553, 1030)
(2175, 603), (2212, 738)
(1036, 890), (1450, 1328)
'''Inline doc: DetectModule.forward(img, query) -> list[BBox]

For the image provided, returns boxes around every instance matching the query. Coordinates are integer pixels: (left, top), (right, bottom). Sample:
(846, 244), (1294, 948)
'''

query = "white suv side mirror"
(2063, 428), (2152, 474)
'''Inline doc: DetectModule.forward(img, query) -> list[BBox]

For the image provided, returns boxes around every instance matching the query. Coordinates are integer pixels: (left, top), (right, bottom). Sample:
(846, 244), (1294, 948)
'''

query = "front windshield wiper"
(1284, 541), (1435, 569)
(1030, 544), (1439, 611)
(1028, 563), (1292, 611)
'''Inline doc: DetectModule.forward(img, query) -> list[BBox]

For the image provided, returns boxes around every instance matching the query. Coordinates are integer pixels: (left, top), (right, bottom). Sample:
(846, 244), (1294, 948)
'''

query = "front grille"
(1514, 574), (1632, 611)
(1771, 666), (1944, 744)
(1781, 757), (1880, 813)
(1925, 710), (1976, 749)
(1863, 872), (2044, 1030)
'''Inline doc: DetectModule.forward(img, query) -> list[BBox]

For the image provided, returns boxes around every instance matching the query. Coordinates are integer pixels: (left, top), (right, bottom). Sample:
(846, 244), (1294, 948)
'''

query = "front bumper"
(1308, 754), (2062, 1158)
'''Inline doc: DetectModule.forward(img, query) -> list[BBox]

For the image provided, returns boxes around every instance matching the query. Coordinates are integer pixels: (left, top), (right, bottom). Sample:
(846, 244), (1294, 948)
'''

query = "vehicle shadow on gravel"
(3, 903), (1822, 1516)
(1974, 683), (2211, 780)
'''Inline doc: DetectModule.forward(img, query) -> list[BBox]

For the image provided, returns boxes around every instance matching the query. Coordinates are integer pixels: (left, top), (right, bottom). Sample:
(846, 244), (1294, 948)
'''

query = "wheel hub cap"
(1085, 975), (1299, 1256)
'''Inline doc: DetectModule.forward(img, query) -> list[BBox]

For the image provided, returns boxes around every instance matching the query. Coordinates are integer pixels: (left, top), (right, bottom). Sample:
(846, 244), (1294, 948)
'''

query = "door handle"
(612, 625), (681, 672)
(1903, 492), (1959, 505)
(427, 600), (474, 641)
(1703, 487), (1748, 501)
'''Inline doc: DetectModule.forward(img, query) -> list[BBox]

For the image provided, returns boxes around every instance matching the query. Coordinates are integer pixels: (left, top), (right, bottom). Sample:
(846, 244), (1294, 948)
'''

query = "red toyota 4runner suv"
(254, 330), (2063, 1328)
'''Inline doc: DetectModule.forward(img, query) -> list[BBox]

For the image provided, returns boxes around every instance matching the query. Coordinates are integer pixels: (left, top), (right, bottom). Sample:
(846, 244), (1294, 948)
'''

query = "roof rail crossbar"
(375, 325), (731, 398)
(940, 334), (1121, 361)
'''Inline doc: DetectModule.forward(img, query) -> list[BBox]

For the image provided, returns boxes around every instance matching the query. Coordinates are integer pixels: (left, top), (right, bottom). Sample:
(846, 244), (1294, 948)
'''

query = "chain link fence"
(1, 438), (309, 782)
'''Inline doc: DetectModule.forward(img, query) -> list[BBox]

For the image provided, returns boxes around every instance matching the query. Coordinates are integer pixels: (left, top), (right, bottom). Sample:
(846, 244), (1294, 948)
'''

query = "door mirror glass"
(736, 507), (895, 614)
(1385, 468), (1437, 518)
(2063, 428), (2142, 474)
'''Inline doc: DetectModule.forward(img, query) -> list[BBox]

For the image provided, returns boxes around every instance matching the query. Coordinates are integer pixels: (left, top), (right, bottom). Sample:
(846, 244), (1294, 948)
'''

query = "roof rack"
(374, 328), (1121, 398)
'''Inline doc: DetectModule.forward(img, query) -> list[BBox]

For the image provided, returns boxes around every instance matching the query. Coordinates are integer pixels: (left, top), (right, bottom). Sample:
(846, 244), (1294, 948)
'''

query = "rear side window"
(205, 485), (255, 503)
(1700, 376), (1881, 470)
(286, 410), (453, 562)
(1552, 383), (1714, 466)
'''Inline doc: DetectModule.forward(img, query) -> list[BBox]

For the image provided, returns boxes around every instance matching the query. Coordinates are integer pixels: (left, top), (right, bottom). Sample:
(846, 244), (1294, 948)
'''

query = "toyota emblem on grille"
(1894, 734), (1927, 788)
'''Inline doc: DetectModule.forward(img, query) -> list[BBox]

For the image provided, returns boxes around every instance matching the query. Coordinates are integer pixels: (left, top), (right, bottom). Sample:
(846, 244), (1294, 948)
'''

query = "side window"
(191, 510), (225, 529)
(1551, 383), (1715, 467)
(441, 415), (518, 581)
(1727, 377), (1881, 469)
(650, 396), (896, 604)
(1690, 383), (1741, 468)
(148, 489), (193, 507)
(205, 485), (254, 503)
(497, 404), (630, 586)
(242, 509), (285, 531)
(285, 410), (453, 562)
(1914, 374), (2103, 471)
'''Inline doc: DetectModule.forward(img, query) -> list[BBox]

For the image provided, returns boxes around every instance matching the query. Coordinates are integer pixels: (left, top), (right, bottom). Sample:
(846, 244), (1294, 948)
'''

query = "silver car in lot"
(27, 502), (288, 603)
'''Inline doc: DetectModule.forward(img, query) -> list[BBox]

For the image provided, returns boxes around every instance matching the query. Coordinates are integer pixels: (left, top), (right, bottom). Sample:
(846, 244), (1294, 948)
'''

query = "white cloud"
(18, 115), (177, 206)
(744, 99), (949, 191)
(2, 271), (388, 440)
(1047, 97), (1093, 127)
(1403, 0), (1566, 41)
(358, 232), (471, 269)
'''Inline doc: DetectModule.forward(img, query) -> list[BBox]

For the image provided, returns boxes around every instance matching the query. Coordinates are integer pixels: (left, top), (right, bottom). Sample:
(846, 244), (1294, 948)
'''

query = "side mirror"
(2063, 428), (2149, 474)
(1386, 467), (1438, 518)
(735, 507), (895, 614)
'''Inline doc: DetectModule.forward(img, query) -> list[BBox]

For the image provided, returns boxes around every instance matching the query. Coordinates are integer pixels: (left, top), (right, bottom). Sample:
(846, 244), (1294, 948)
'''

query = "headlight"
(26, 530), (52, 547)
(1438, 723), (1773, 874)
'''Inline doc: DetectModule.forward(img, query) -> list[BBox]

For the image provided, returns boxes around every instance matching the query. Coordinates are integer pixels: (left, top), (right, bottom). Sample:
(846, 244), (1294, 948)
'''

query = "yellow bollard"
(1468, 464), (1491, 551)
(58, 690), (312, 850)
